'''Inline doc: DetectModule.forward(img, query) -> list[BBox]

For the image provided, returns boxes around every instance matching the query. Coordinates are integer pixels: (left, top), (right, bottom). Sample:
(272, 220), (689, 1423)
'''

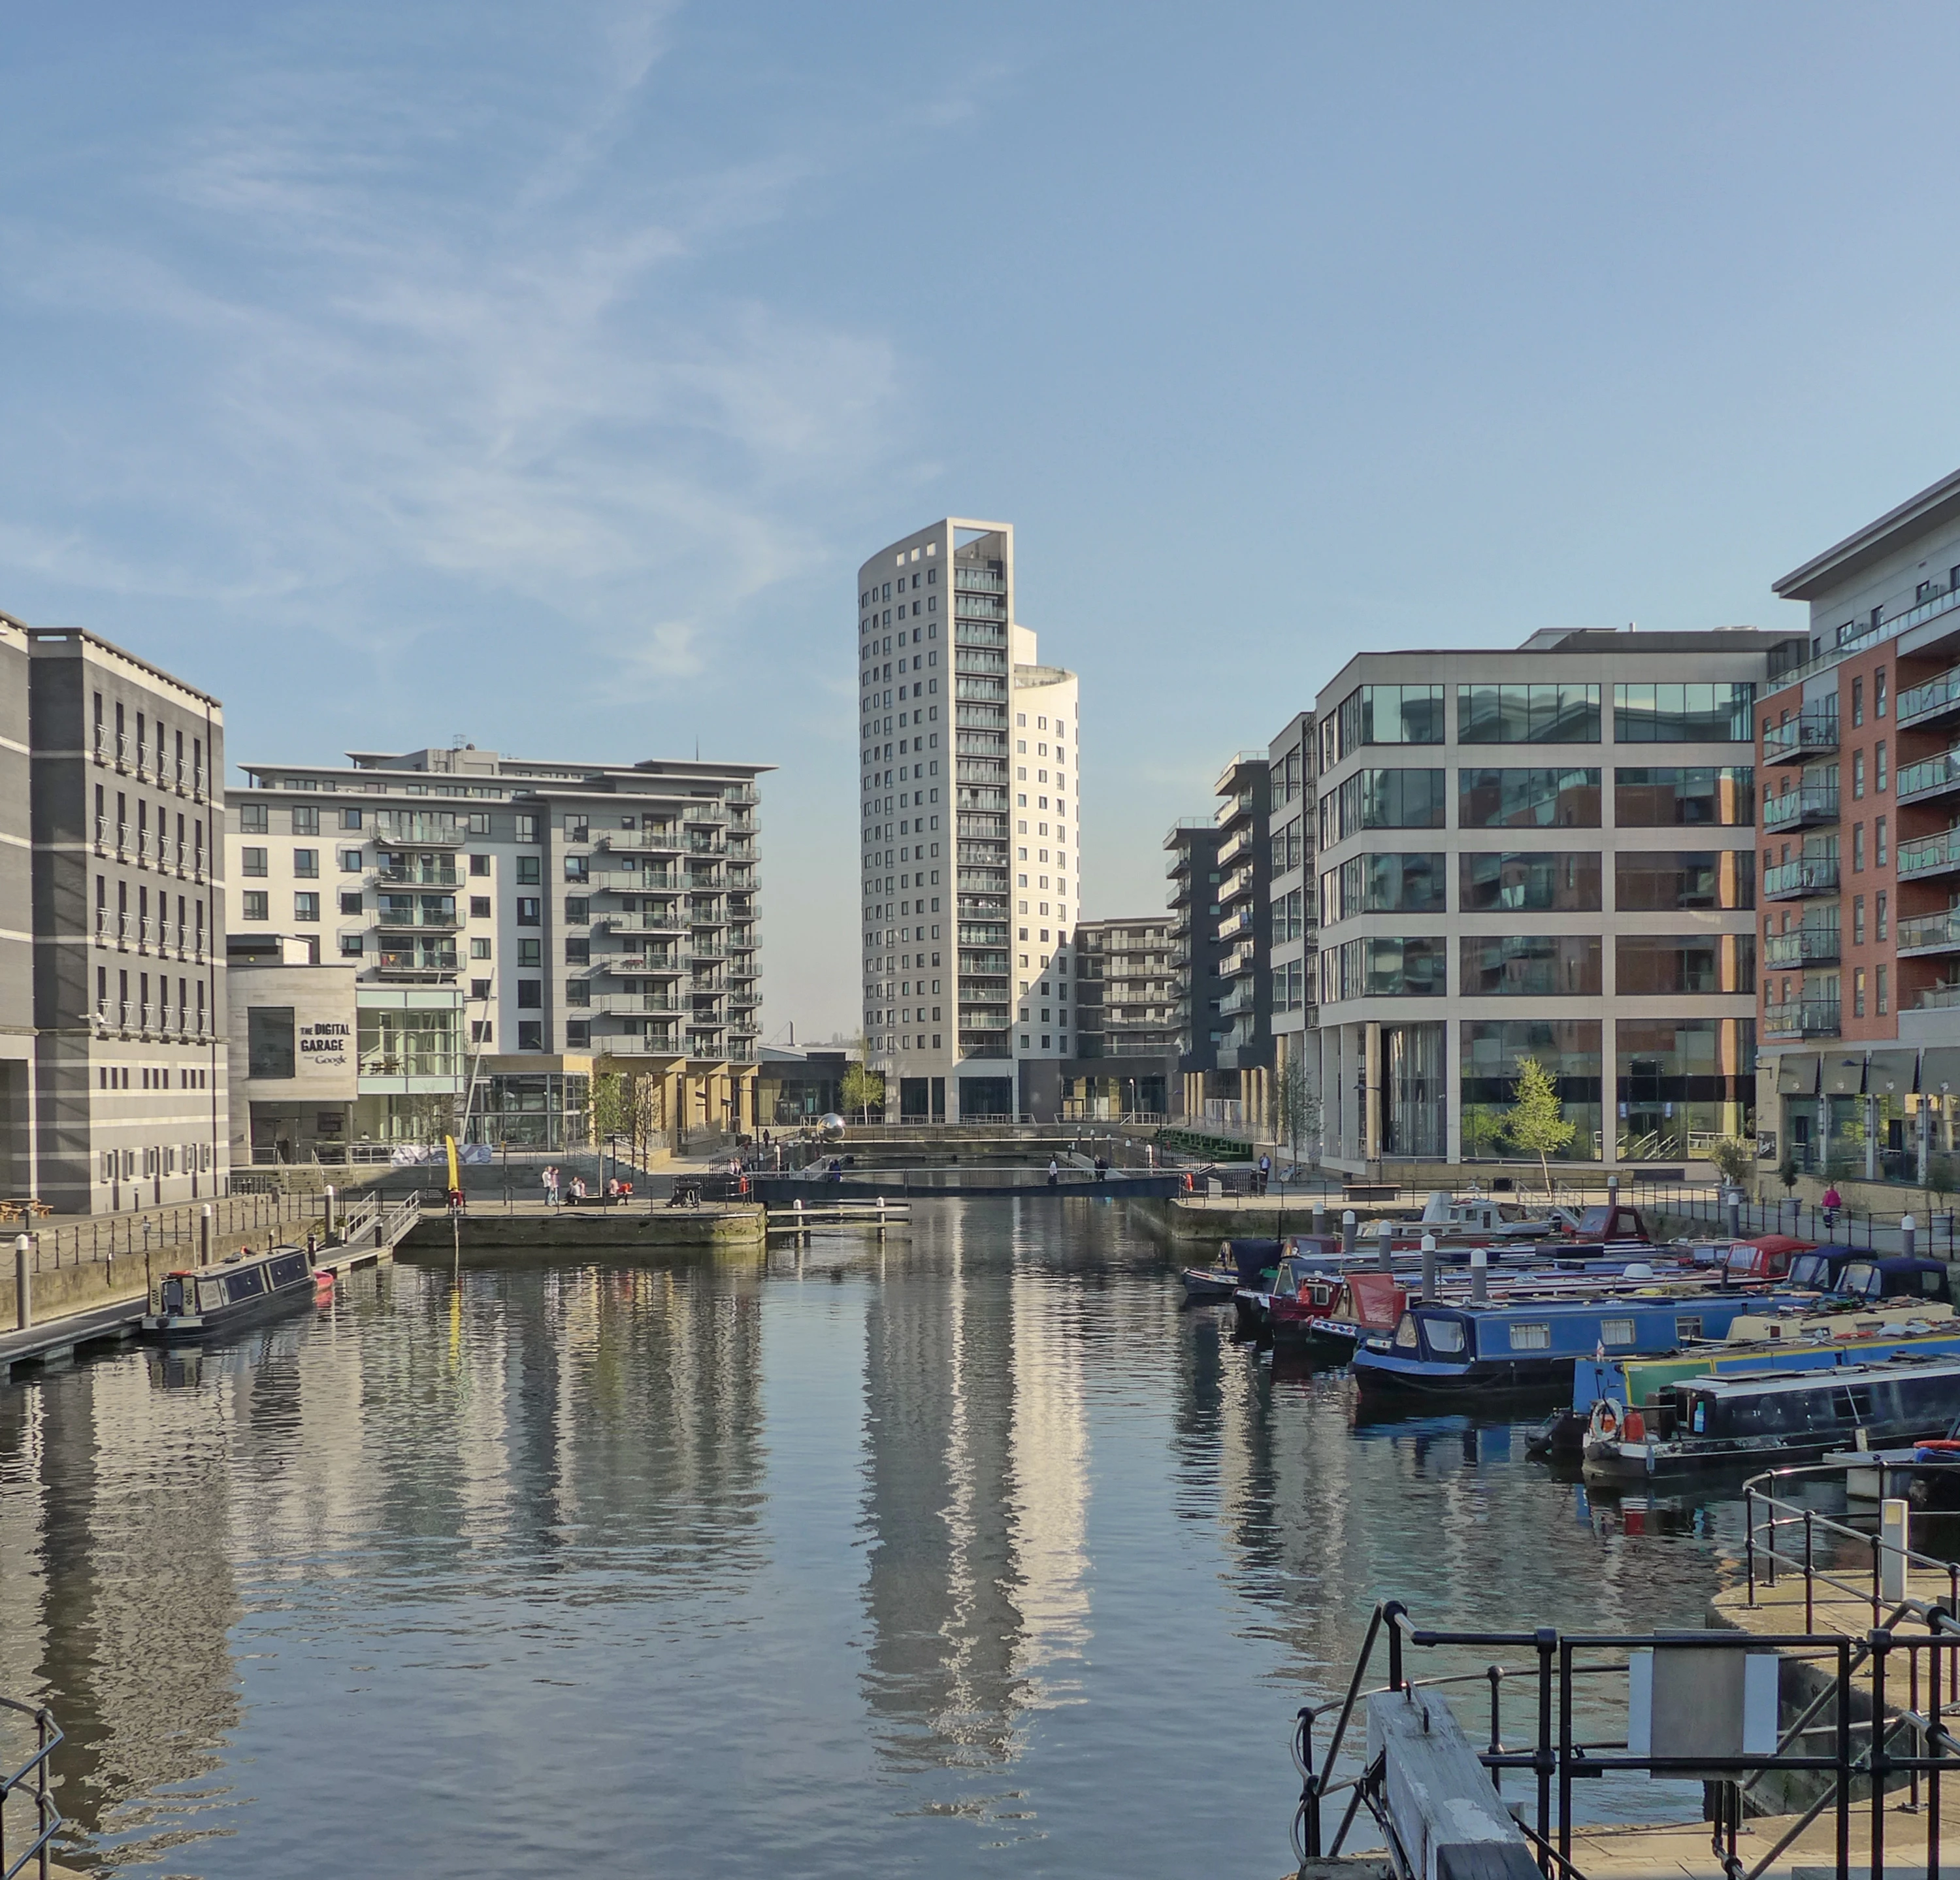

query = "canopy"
(1866, 1048), (1919, 1097)
(1773, 1053), (1820, 1097)
(1921, 1047), (1960, 1096)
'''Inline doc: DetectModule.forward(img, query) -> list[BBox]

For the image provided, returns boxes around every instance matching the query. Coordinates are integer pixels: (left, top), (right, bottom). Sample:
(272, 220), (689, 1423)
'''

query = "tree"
(1271, 1053), (1319, 1163)
(591, 1071), (630, 1147)
(1707, 1136), (1754, 1191)
(1777, 1153), (1800, 1196)
(841, 1046), (884, 1125)
(1928, 1150), (1960, 1224)
(1502, 1055), (1574, 1197)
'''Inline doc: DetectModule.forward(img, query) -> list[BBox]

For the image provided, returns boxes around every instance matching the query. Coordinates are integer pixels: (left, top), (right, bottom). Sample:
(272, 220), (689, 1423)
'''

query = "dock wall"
(395, 1206), (768, 1261)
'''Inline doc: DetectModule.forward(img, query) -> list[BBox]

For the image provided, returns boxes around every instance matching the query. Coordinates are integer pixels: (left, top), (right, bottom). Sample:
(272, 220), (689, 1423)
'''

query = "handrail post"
(1871, 1630), (1891, 1880)
(1806, 1509), (1816, 1635)
(1298, 1707), (1320, 1859)
(1488, 1665), (1504, 1794)
(1536, 1626), (1556, 1864)
(1838, 1638), (1852, 1880)
(1746, 1487), (1757, 1605)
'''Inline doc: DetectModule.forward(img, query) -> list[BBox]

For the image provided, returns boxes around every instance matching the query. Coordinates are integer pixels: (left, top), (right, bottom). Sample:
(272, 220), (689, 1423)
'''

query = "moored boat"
(140, 1244), (319, 1342)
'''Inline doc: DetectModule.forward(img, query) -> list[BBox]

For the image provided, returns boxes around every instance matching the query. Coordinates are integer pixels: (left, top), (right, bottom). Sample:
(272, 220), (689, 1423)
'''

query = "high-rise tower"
(856, 521), (1079, 1121)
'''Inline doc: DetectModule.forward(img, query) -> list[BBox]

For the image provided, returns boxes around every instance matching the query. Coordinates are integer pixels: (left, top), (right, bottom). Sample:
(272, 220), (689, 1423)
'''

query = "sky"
(7, 3), (1960, 1038)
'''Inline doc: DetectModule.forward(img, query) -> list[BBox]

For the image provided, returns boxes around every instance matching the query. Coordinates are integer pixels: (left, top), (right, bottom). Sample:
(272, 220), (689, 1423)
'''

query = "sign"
(299, 1021), (350, 1068)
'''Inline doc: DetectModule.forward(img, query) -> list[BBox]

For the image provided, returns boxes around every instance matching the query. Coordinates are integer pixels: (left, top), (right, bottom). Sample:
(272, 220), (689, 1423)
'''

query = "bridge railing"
(0, 1692), (63, 1880)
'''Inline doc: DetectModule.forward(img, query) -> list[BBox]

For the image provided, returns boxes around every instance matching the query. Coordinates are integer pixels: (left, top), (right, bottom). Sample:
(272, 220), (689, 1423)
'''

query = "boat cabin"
(154, 1247), (313, 1319)
(1837, 1257), (1953, 1305)
(1671, 1357), (1960, 1447)
(1720, 1235), (1814, 1282)
(1567, 1204), (1649, 1244)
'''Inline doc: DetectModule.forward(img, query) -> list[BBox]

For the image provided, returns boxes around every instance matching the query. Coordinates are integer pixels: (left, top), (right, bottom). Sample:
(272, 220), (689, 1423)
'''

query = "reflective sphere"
(817, 1113), (846, 1142)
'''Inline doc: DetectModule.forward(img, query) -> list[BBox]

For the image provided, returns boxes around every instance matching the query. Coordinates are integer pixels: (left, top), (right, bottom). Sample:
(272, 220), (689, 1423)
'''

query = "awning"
(1821, 1051), (1868, 1096)
(1922, 1047), (1960, 1096)
(1865, 1048), (1919, 1097)
(1773, 1053), (1820, 1097)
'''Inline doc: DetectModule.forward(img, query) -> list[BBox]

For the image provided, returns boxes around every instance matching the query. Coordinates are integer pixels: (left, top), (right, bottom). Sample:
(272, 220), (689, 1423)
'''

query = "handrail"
(0, 1690), (64, 1880)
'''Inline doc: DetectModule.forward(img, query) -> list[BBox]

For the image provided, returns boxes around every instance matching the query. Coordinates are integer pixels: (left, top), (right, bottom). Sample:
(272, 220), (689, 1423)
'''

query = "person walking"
(1258, 1153), (1271, 1196)
(1821, 1181), (1842, 1232)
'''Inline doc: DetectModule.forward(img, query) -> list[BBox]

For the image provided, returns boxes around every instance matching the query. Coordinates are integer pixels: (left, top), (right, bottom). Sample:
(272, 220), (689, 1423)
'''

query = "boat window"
(1425, 1320), (1465, 1355)
(1790, 1256), (1825, 1287)
(1509, 1323), (1551, 1351)
(1842, 1264), (1880, 1300)
(224, 1266), (267, 1304)
(159, 1278), (183, 1313)
(199, 1279), (227, 1313)
(1926, 1271), (1946, 1296)
(269, 1253), (309, 1288)
(1395, 1316), (1420, 1348)
(1725, 1247), (1756, 1273)
(1691, 1399), (1707, 1434)
(1600, 1317), (1636, 1346)
(1676, 1316), (1703, 1342)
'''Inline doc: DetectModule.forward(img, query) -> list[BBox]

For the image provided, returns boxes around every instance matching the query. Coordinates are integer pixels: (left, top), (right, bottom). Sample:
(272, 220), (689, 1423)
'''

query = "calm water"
(0, 1198), (1751, 1878)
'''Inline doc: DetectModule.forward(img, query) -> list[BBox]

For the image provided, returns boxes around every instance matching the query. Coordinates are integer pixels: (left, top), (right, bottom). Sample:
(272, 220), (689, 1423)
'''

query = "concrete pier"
(395, 1202), (767, 1261)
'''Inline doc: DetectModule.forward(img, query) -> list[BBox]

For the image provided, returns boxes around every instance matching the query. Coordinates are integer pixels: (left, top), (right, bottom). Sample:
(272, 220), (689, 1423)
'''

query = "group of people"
(538, 1165), (634, 1207)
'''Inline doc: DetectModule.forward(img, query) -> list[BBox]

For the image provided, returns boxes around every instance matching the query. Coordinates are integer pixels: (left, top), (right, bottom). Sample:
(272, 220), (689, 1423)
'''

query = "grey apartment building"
(1314, 628), (1797, 1176)
(223, 744), (766, 1163)
(1266, 712), (1318, 1140)
(0, 621), (227, 1212)
(1164, 817), (1228, 1112)
(857, 519), (1081, 1121)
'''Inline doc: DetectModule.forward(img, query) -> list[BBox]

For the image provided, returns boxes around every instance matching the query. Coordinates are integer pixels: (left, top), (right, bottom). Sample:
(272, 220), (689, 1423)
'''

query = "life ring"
(1594, 1401), (1621, 1439)
(1916, 1439), (1960, 1453)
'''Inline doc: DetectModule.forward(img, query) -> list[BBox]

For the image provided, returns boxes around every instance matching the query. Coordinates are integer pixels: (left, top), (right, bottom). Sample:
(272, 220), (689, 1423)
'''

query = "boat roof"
(1686, 1353), (1960, 1396)
(1421, 1290), (1741, 1317)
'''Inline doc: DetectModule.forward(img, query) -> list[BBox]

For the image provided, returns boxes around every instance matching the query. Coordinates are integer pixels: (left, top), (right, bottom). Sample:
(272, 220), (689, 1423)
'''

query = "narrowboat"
(1581, 1354), (1960, 1485)
(140, 1244), (319, 1342)
(1349, 1291), (1782, 1405)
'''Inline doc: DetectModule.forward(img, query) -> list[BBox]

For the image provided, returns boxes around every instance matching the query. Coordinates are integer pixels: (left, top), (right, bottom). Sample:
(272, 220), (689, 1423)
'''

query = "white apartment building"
(857, 520), (1080, 1121)
(224, 744), (766, 1163)
(1314, 628), (1795, 1177)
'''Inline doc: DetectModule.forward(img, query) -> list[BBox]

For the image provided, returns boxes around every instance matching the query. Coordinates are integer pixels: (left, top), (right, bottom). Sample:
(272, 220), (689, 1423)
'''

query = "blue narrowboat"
(140, 1244), (319, 1342)
(1350, 1293), (1781, 1404)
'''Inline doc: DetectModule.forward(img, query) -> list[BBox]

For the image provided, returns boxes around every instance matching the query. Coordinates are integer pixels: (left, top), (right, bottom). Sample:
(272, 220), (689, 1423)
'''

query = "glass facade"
(1458, 851), (1601, 912)
(1458, 768), (1601, 829)
(357, 1005), (463, 1080)
(1460, 933), (1602, 996)
(1456, 683), (1600, 744)
(1615, 1017), (1754, 1161)
(1614, 767), (1755, 826)
(1380, 1022), (1446, 1157)
(1616, 933), (1756, 994)
(1320, 851), (1446, 922)
(1612, 682), (1756, 743)
(1320, 935), (1447, 1001)
(1460, 1019), (1603, 1163)
(1329, 768), (1447, 841)
(1615, 849), (1754, 910)
(1335, 684), (1444, 758)
(467, 1072), (591, 1148)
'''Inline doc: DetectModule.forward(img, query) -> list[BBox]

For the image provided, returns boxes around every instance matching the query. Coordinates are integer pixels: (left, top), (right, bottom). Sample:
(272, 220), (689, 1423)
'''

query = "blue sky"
(6, 3), (1960, 1036)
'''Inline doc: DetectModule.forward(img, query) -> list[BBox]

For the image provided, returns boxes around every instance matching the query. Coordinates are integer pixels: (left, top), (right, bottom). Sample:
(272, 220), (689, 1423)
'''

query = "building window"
(470, 1020), (493, 1045)
(241, 891), (269, 921)
(293, 847), (319, 878)
(1456, 683), (1600, 744)
(1852, 677), (1865, 727)
(565, 896), (589, 923)
(518, 938), (542, 967)
(291, 804), (320, 836)
(517, 980), (542, 1008)
(1877, 816), (1887, 866)
(338, 848), (363, 872)
(1616, 934), (1754, 994)
(1458, 768), (1601, 829)
(564, 979), (590, 1006)
(1854, 967), (1867, 1018)
(517, 856), (541, 885)
(565, 1020), (591, 1048)
(1460, 933), (1602, 996)
(240, 802), (269, 834)
(241, 846), (268, 877)
(294, 892), (320, 921)
(1854, 895), (1866, 945)
(340, 933), (363, 956)
(248, 1006), (295, 1079)
(1334, 684), (1445, 756)
(515, 814), (539, 843)
(470, 896), (490, 918)
(1611, 682), (1756, 742)
(470, 853), (491, 877)
(339, 891), (363, 916)
(1458, 852), (1602, 913)
(471, 978), (491, 1000)
(1615, 851), (1755, 910)
(1852, 823), (1865, 872)
(516, 897), (541, 924)
(1878, 965), (1889, 1015)
(1876, 668), (1888, 717)
(1853, 751), (1865, 799)
(1612, 767), (1754, 826)
(517, 1021), (543, 1051)
(1877, 890), (1889, 941)
(340, 806), (363, 831)
(470, 937), (492, 959)
(564, 938), (589, 965)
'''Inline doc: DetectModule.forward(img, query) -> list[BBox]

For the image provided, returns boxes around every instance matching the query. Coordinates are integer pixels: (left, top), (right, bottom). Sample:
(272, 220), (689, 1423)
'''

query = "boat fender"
(1915, 1439), (1960, 1453)
(1182, 1172), (1194, 1193)
(314, 1269), (335, 1291)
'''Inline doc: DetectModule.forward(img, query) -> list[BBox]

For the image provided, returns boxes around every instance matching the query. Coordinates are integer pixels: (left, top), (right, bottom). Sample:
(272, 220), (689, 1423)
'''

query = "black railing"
(1292, 1596), (1960, 1880)
(0, 1693), (63, 1880)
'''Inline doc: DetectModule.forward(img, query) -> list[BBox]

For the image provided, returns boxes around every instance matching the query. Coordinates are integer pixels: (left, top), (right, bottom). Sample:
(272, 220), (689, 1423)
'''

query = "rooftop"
(1774, 465), (1960, 601)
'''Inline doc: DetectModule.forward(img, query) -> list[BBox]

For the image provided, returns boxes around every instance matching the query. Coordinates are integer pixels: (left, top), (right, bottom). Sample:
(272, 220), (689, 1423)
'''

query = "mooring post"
(1471, 1245), (1488, 1303)
(1341, 1208), (1356, 1254)
(199, 1203), (212, 1268)
(1311, 1195), (1326, 1240)
(1420, 1233), (1437, 1301)
(1725, 1185), (1740, 1239)
(14, 1234), (29, 1331)
(325, 1183), (336, 1242)
(1376, 1218), (1393, 1272)
(1903, 1213), (1918, 1259)
(1883, 1498), (1911, 1604)
(877, 1195), (887, 1234)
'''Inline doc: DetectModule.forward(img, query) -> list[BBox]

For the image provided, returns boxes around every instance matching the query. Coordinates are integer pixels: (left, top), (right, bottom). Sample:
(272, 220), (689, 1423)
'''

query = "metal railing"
(1765, 925), (1841, 966)
(1899, 665), (1960, 727)
(1763, 785), (1841, 831)
(13, 1188), (348, 1274)
(1765, 856), (1841, 897)
(1763, 711), (1840, 761)
(1899, 909), (1960, 955)
(1763, 997), (1842, 1037)
(0, 1692), (63, 1880)
(1899, 748), (1960, 803)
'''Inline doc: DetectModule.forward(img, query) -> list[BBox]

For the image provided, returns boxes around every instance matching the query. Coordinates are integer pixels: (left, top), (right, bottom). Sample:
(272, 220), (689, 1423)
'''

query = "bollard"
(1311, 1196), (1327, 1240)
(1420, 1232), (1437, 1302)
(1882, 1498), (1911, 1603)
(199, 1203), (212, 1268)
(1726, 1187), (1741, 1240)
(1341, 1208), (1356, 1253)
(14, 1234), (29, 1331)
(1903, 1213), (1918, 1260)
(1607, 1174), (1618, 1198)
(325, 1184), (336, 1242)
(1470, 1246), (1488, 1304)
(1376, 1218), (1394, 1272)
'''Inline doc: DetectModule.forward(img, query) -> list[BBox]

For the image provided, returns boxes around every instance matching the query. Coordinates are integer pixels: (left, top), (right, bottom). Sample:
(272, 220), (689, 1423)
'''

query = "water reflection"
(0, 1199), (1763, 1877)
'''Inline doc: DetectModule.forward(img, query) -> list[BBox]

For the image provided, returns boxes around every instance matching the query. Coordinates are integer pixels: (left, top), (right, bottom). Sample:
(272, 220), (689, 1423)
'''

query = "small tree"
(1928, 1150), (1959, 1224)
(1502, 1055), (1575, 1197)
(1271, 1054), (1318, 1162)
(841, 1057), (884, 1125)
(1777, 1153), (1800, 1197)
(591, 1071), (630, 1146)
(1707, 1136), (1754, 1191)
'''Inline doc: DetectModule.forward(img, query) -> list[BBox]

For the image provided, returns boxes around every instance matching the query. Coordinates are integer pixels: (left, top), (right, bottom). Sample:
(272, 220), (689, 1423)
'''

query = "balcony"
(1897, 828), (1960, 883)
(1763, 712), (1838, 764)
(1898, 748), (1960, 806)
(372, 817), (465, 846)
(1899, 667), (1960, 731)
(1899, 909), (1960, 958)
(1763, 925), (1841, 968)
(1761, 785), (1839, 833)
(1217, 825), (1252, 869)
(374, 861), (459, 886)
(1217, 907), (1253, 942)
(1915, 983), (1960, 1012)
(597, 952), (682, 976)
(599, 831), (679, 853)
(681, 801), (729, 825)
(1762, 998), (1840, 1039)
(598, 1032), (683, 1056)
(374, 949), (457, 978)
(1763, 856), (1840, 899)
(374, 906), (462, 931)
(589, 992), (684, 1014)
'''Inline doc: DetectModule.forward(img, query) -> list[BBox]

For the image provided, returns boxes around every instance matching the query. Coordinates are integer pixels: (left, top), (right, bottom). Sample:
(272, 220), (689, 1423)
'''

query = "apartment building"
(1314, 628), (1792, 1176)
(1212, 751), (1274, 1129)
(1, 621), (227, 1212)
(1164, 817), (1228, 1114)
(857, 520), (1081, 1121)
(224, 744), (766, 1162)
(1064, 918), (1176, 1121)
(1266, 712), (1319, 1146)
(1758, 467), (1960, 1186)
